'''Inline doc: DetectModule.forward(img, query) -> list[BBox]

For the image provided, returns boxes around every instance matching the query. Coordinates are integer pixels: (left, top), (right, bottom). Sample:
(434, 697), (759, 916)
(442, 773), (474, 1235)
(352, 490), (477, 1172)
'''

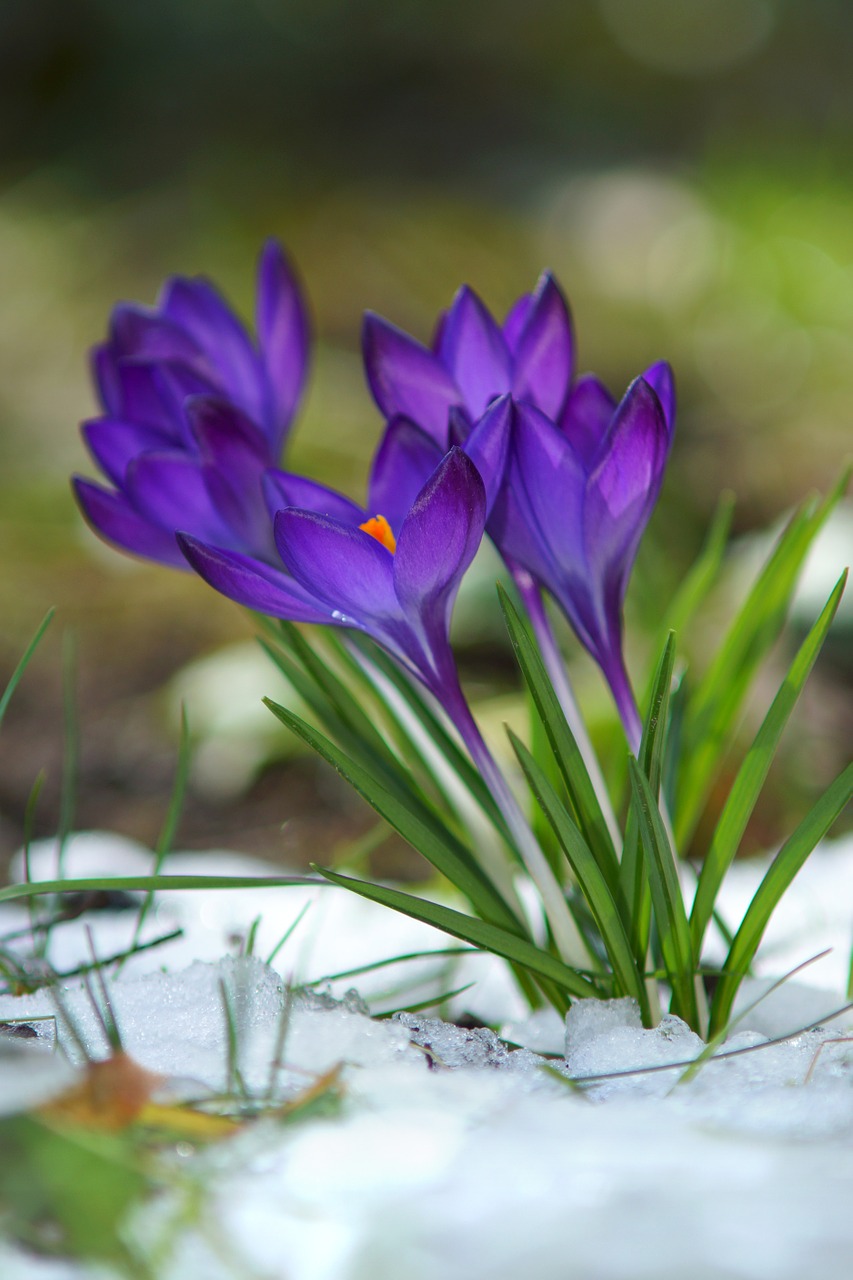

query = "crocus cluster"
(74, 241), (308, 569)
(74, 240), (674, 747)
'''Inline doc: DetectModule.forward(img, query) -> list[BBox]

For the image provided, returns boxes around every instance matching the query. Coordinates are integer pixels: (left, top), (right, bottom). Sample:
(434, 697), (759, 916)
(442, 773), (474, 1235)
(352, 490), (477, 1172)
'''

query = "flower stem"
(602, 646), (643, 756)
(440, 673), (585, 965)
(515, 574), (622, 849)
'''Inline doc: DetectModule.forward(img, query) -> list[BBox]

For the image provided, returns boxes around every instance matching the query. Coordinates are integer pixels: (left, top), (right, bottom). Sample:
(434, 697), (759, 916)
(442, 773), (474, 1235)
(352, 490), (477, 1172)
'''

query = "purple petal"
(264, 469), (365, 524)
(108, 360), (198, 440)
(73, 477), (188, 568)
(437, 286), (511, 419)
(81, 418), (177, 487)
(393, 447), (485, 641)
(186, 394), (270, 465)
(641, 360), (676, 435)
(91, 344), (123, 417)
(362, 313), (459, 442)
(462, 395), (511, 516)
(186, 397), (274, 555)
(510, 273), (573, 419)
(502, 294), (533, 351)
(275, 509), (400, 621)
(150, 362), (219, 436)
(109, 305), (203, 365)
(509, 403), (586, 567)
(161, 277), (266, 428)
(585, 377), (670, 587)
(256, 239), (310, 452)
(367, 416), (444, 533)
(177, 535), (330, 623)
(125, 452), (232, 544)
(560, 374), (618, 467)
(488, 402), (588, 618)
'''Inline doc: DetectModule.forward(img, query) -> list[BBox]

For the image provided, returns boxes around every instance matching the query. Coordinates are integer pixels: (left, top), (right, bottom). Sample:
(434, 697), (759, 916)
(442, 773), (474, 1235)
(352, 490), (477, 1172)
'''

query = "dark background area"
(1, 0), (850, 876)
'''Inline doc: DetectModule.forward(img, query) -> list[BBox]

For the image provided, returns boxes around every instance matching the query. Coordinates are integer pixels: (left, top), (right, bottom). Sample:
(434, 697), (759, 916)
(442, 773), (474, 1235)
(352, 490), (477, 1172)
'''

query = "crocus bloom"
(179, 447), (487, 699)
(362, 273), (573, 441)
(489, 364), (676, 747)
(73, 240), (309, 568)
(180, 439), (580, 955)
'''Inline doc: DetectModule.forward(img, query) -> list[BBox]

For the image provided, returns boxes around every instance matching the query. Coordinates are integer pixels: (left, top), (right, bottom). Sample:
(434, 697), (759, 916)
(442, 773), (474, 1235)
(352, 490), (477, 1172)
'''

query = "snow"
(1, 830), (853, 1279)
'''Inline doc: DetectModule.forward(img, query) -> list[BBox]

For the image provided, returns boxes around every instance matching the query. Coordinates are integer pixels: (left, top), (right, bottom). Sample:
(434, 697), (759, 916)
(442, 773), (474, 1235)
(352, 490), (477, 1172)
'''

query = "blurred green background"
(0, 0), (850, 873)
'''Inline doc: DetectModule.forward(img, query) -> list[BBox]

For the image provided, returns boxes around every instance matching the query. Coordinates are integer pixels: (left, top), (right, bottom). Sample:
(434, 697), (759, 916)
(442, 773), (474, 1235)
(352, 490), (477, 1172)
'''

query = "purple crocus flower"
(179, 446), (487, 700)
(179, 437), (581, 953)
(489, 364), (676, 748)
(362, 273), (573, 441)
(73, 240), (309, 568)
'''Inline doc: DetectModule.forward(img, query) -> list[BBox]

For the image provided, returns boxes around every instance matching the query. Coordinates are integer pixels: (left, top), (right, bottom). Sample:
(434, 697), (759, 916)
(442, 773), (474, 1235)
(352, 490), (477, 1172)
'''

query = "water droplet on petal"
(331, 610), (349, 623)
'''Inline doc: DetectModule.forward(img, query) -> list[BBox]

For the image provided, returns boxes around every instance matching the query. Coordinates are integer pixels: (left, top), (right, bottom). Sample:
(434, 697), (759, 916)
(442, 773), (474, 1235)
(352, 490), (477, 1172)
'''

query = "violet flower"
(362, 273), (573, 441)
(181, 440), (579, 954)
(180, 446), (487, 700)
(489, 364), (676, 748)
(73, 240), (309, 568)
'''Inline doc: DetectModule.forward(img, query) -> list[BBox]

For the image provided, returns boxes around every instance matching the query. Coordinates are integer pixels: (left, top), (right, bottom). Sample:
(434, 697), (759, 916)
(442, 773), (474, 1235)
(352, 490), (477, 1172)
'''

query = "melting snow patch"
(2, 832), (853, 1279)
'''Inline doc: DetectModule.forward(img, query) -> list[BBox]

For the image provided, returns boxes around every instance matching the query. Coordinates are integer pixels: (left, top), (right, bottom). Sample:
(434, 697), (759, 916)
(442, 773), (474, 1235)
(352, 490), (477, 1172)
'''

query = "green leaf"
(374, 983), (476, 1018)
(690, 572), (847, 952)
(509, 730), (648, 1014)
(261, 634), (416, 805)
(662, 492), (735, 642)
(709, 761), (853, 1035)
(274, 622), (404, 774)
(0, 608), (54, 731)
(498, 583), (620, 895)
(264, 627), (486, 845)
(304, 946), (478, 988)
(346, 635), (509, 837)
(264, 698), (527, 935)
(0, 1114), (150, 1276)
(315, 865), (602, 1003)
(676, 469), (849, 848)
(628, 758), (699, 1029)
(621, 632), (677, 964)
(0, 874), (320, 905)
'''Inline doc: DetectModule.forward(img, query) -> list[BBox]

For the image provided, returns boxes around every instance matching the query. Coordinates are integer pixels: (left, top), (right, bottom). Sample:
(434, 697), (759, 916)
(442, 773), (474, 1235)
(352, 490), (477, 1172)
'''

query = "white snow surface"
(1, 830), (853, 1280)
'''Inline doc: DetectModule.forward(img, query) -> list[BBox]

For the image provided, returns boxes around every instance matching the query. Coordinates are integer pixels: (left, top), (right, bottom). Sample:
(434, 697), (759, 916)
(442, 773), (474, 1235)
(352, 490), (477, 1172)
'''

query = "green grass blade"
(260, 634), (413, 797)
(305, 946), (477, 987)
(128, 705), (192, 955)
(679, 949), (832, 1084)
(264, 697), (526, 935)
(274, 622), (407, 774)
(628, 758), (699, 1029)
(663, 493), (735, 641)
(0, 874), (321, 905)
(265, 627), (491, 843)
(266, 900), (313, 966)
(0, 608), (55, 731)
(55, 629), (79, 880)
(498, 582), (620, 894)
(315, 865), (602, 1002)
(621, 632), (677, 963)
(509, 730), (648, 1014)
(374, 983), (476, 1018)
(345, 635), (509, 837)
(690, 572), (847, 952)
(676, 468), (849, 847)
(300, 625), (485, 829)
(262, 635), (470, 845)
(709, 761), (853, 1035)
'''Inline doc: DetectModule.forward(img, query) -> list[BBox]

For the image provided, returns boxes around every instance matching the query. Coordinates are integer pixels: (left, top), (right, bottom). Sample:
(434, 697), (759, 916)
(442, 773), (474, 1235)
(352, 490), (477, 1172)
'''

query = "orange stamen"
(359, 513), (397, 553)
